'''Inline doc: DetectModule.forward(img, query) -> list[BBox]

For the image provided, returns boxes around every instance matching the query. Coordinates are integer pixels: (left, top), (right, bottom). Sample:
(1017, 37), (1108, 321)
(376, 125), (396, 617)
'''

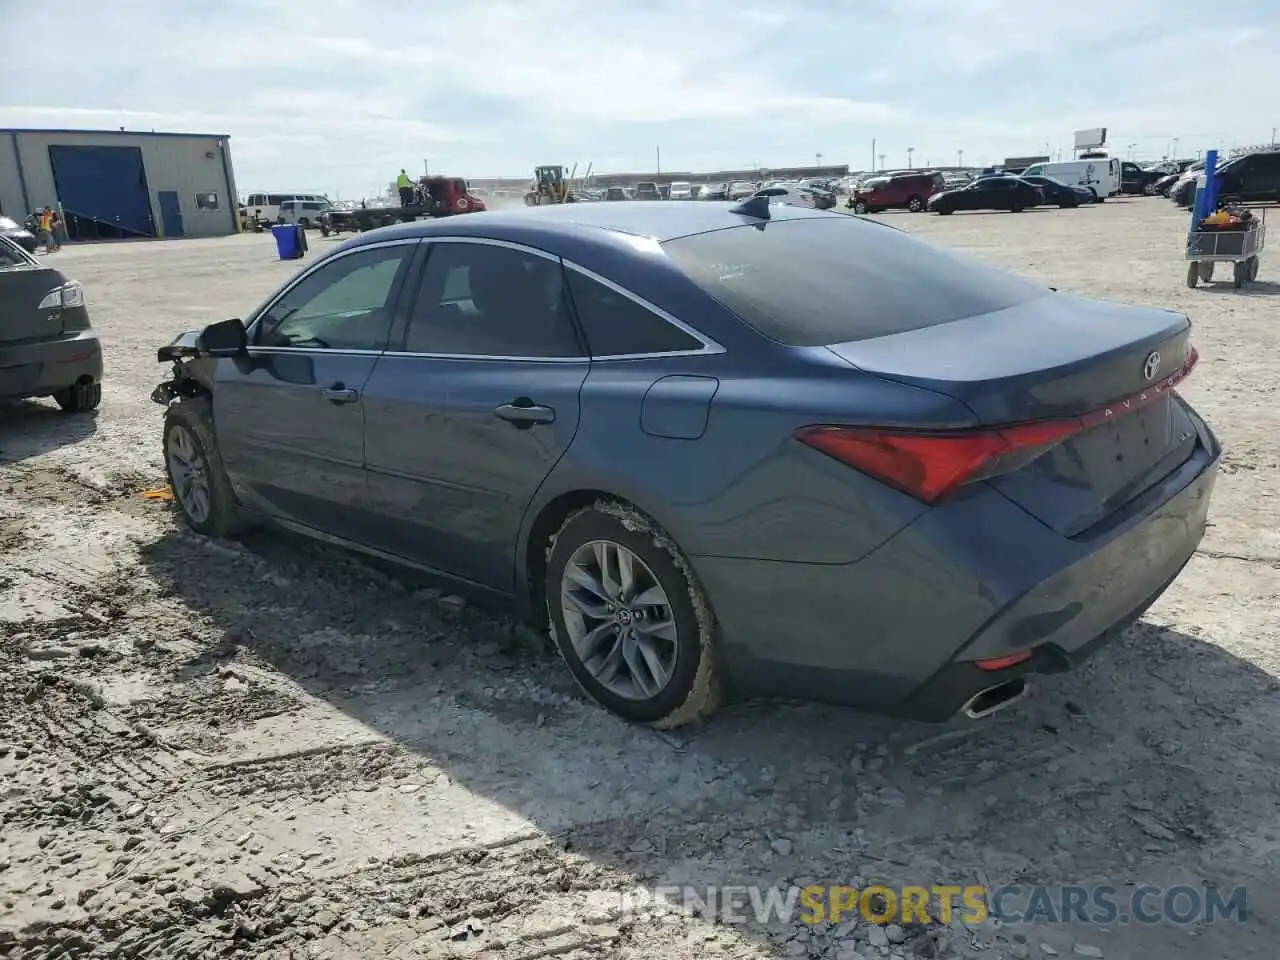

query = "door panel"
(361, 238), (590, 590)
(215, 240), (419, 538)
(215, 351), (377, 538)
(158, 191), (184, 238)
(363, 356), (588, 588)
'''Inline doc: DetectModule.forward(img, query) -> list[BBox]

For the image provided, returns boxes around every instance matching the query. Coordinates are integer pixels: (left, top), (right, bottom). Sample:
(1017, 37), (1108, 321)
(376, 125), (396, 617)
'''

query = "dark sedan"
(0, 235), (103, 411)
(1020, 176), (1093, 208)
(927, 176), (1043, 214)
(152, 202), (1219, 728)
(0, 216), (37, 253)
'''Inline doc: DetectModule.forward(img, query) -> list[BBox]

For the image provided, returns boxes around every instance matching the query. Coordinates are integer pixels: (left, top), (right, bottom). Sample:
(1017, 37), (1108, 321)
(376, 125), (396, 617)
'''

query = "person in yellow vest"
(38, 206), (59, 253)
(397, 170), (414, 207)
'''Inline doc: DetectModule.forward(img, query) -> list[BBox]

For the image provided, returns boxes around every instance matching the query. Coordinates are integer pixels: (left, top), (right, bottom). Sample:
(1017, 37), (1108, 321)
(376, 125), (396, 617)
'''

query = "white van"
(1019, 159), (1120, 200)
(277, 198), (332, 228)
(668, 181), (693, 200)
(244, 192), (330, 225)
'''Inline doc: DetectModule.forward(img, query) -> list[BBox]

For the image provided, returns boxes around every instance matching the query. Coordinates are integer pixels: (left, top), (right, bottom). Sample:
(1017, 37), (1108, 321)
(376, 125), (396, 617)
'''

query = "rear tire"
(163, 397), (248, 539)
(545, 502), (721, 728)
(907, 195), (924, 213)
(1088, 188), (1100, 203)
(54, 381), (101, 413)
(1143, 182), (1156, 196)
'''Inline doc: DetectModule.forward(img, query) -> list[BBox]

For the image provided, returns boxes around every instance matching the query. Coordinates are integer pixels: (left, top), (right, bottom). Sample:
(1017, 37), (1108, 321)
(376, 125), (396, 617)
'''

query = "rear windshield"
(661, 218), (1050, 346)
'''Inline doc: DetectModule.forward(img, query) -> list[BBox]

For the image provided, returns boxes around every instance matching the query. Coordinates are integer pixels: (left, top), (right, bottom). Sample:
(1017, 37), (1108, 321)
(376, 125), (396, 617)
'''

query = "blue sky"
(1, 0), (1276, 199)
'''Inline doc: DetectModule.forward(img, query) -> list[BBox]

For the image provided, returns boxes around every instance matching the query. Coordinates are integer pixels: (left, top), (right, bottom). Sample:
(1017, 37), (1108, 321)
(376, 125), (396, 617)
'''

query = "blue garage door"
(48, 145), (156, 238)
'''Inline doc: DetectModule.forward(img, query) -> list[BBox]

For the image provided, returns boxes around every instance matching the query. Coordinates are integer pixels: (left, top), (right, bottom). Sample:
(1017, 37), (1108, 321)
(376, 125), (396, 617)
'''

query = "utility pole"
(878, 153), (886, 171)
(907, 147), (914, 169)
(815, 152), (822, 168)
(871, 139), (876, 172)
(423, 158), (429, 176)
(1172, 137), (1180, 159)
(656, 146), (661, 173)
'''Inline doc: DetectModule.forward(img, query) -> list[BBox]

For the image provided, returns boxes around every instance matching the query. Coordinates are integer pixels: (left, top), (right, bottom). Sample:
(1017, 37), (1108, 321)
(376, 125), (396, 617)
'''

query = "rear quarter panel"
(529, 347), (978, 567)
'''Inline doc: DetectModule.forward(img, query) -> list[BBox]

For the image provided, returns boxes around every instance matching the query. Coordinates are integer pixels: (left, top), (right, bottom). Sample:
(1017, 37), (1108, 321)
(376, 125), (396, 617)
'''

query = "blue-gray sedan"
(152, 201), (1220, 728)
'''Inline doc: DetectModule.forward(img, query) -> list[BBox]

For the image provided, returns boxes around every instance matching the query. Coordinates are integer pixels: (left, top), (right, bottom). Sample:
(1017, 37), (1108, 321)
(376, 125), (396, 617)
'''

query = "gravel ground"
(2, 199), (1278, 960)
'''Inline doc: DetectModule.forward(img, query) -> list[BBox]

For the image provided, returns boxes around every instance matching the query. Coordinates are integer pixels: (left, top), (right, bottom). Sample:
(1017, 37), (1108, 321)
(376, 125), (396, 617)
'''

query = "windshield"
(662, 218), (1049, 346)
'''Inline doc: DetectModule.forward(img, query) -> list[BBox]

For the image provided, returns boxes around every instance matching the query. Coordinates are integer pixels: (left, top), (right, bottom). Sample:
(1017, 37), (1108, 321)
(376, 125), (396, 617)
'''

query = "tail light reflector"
(974, 650), (1034, 671)
(797, 345), (1200, 504)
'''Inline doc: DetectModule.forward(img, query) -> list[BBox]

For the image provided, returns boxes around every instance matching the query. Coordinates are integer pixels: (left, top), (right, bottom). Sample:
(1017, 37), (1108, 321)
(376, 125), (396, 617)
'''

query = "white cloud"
(1, 0), (1277, 196)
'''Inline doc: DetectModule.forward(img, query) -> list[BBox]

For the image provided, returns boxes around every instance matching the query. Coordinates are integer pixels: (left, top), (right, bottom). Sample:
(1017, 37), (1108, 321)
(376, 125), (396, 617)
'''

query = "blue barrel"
(271, 224), (303, 260)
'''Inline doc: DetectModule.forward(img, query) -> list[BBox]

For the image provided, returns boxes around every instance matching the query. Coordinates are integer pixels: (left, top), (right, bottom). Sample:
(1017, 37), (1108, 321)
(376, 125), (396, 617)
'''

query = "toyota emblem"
(1143, 351), (1161, 381)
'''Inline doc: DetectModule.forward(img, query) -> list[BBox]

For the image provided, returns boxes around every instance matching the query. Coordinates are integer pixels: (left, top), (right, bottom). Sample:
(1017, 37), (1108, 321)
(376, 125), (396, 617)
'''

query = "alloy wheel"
(560, 539), (679, 701)
(167, 425), (212, 524)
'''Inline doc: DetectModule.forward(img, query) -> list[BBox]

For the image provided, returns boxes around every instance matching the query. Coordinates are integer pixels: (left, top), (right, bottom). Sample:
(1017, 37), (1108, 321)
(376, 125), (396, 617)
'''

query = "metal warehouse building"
(0, 128), (240, 240)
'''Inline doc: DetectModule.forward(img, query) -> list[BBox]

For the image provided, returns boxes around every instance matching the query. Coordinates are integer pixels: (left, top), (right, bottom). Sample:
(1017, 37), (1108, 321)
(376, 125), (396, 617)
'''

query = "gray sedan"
(152, 201), (1219, 728)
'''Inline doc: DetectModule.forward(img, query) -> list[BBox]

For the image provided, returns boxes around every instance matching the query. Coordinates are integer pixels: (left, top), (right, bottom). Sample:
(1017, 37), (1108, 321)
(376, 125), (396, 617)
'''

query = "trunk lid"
(0, 262), (67, 344)
(826, 293), (1199, 535)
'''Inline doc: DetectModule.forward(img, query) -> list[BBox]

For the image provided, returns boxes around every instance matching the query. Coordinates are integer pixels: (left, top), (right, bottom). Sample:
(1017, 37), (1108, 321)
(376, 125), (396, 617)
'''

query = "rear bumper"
(693, 404), (1221, 721)
(0, 330), (103, 400)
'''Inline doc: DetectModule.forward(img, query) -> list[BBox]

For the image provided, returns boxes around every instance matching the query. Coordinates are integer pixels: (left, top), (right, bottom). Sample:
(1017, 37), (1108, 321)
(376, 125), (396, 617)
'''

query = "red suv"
(847, 171), (946, 214)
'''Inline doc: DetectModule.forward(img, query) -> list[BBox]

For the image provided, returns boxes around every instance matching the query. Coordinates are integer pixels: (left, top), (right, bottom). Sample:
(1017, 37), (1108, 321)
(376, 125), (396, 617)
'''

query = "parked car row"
(1166, 149), (1280, 209)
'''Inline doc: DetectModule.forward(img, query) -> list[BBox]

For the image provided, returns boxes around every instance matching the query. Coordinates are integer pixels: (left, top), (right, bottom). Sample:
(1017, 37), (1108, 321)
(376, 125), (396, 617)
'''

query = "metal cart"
(1185, 214), (1265, 289)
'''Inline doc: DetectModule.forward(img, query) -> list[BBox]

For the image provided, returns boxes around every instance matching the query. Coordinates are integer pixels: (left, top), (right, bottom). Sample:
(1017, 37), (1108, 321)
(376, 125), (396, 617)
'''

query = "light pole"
(1128, 142), (1137, 160)
(1171, 137), (1180, 159)
(907, 147), (914, 169)
(957, 149), (964, 168)
(878, 153), (886, 170)
(815, 152), (823, 168)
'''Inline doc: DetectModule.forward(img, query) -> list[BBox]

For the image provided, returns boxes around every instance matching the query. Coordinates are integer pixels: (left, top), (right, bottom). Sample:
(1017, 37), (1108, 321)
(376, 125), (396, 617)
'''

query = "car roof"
(342, 200), (833, 246)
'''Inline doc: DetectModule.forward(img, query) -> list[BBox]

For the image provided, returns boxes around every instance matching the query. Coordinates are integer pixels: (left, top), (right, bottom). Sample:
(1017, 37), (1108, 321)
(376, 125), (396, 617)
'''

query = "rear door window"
(662, 218), (1049, 346)
(0, 237), (33, 269)
(401, 242), (582, 358)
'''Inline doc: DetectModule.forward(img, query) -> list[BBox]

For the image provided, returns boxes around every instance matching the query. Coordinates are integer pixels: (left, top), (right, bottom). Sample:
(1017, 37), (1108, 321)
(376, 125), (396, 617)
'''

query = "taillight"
(38, 281), (85, 310)
(795, 419), (1082, 503)
(797, 344), (1200, 504)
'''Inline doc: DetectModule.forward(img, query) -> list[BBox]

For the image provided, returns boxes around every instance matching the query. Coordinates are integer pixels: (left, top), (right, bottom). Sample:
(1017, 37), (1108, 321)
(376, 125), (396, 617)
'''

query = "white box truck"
(1019, 158), (1121, 201)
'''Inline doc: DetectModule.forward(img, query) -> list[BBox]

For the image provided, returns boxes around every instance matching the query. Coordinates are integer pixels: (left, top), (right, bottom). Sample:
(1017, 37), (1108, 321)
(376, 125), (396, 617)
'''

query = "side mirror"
(197, 317), (247, 357)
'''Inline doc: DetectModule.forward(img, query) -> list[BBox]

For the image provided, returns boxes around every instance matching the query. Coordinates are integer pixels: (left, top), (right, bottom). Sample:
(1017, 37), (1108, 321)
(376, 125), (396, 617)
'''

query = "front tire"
(163, 397), (246, 539)
(545, 502), (720, 728)
(54, 381), (101, 413)
(852, 199), (869, 214)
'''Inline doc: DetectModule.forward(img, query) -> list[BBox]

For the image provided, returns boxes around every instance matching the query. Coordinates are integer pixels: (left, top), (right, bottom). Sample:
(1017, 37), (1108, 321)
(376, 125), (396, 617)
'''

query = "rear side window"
(662, 219), (1049, 346)
(0, 237), (32, 269)
(565, 270), (702, 357)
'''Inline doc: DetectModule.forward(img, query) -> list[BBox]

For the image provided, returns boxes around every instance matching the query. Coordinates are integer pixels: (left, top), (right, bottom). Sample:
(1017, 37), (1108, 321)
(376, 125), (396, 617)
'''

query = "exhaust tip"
(962, 677), (1030, 719)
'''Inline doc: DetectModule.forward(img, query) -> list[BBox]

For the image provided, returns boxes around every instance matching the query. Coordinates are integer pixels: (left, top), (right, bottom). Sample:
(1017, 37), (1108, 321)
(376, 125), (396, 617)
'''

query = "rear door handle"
(320, 385), (359, 404)
(493, 401), (555, 426)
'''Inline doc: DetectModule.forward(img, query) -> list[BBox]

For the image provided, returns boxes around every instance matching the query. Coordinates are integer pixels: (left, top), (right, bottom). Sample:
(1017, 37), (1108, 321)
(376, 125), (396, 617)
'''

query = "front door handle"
(320, 385), (359, 404)
(493, 400), (555, 426)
